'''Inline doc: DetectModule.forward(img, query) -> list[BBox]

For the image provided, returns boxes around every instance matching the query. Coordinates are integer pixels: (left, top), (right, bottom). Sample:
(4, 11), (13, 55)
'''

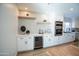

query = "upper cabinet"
(18, 11), (36, 19)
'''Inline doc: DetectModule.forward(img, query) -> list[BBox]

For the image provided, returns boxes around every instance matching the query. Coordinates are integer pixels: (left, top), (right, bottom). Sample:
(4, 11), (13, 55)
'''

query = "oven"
(55, 21), (63, 36)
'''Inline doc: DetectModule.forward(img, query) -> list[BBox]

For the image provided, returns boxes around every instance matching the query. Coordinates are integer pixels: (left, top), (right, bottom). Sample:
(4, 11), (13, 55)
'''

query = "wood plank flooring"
(48, 45), (79, 56)
(17, 42), (79, 56)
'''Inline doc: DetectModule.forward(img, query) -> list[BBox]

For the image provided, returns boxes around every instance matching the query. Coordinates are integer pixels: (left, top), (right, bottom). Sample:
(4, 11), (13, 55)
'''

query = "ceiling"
(16, 3), (79, 14)
(16, 3), (49, 13)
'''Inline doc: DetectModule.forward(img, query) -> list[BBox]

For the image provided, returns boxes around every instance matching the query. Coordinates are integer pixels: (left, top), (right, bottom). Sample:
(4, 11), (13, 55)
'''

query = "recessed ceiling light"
(70, 8), (74, 11)
(25, 8), (28, 10)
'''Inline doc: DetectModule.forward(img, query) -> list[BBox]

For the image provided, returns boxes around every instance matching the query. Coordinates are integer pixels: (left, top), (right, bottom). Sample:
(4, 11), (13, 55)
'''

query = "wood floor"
(17, 42), (79, 56)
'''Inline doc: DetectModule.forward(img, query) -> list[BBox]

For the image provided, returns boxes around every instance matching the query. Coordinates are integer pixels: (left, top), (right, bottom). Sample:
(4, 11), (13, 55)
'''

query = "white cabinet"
(70, 32), (75, 41)
(51, 36), (64, 45)
(26, 36), (34, 50)
(43, 35), (61, 48)
(43, 35), (51, 48)
(56, 36), (63, 44)
(17, 37), (27, 51)
(17, 33), (75, 51)
(67, 33), (73, 42)
(43, 33), (75, 48)
(50, 37), (59, 46)
(62, 33), (75, 43)
(17, 36), (34, 51)
(62, 33), (70, 43)
(43, 35), (54, 48)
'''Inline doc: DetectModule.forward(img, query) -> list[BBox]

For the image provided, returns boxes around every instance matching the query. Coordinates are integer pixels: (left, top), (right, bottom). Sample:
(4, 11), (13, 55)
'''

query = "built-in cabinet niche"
(18, 11), (53, 34)
(18, 11), (36, 35)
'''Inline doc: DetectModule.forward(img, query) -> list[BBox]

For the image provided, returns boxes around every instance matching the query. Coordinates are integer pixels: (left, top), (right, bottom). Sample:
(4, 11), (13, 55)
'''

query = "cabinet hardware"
(49, 38), (51, 41)
(20, 38), (24, 39)
(28, 37), (31, 39)
(25, 41), (27, 44)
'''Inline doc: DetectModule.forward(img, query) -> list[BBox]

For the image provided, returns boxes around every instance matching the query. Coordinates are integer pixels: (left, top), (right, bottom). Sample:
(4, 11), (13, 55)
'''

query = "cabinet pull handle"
(49, 38), (51, 41)
(25, 41), (27, 44)
(20, 38), (24, 39)
(28, 37), (31, 39)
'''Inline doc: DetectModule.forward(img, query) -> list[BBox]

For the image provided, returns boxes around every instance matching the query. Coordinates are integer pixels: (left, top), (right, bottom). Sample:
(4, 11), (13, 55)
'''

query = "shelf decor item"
(20, 26), (26, 32)
(26, 13), (29, 16)
(26, 30), (30, 34)
(43, 20), (47, 22)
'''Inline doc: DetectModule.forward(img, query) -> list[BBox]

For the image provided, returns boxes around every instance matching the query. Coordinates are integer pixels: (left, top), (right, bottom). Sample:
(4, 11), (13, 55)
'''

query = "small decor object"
(26, 30), (30, 34)
(43, 20), (47, 22)
(20, 26), (26, 32)
(26, 13), (29, 16)
(39, 29), (43, 34)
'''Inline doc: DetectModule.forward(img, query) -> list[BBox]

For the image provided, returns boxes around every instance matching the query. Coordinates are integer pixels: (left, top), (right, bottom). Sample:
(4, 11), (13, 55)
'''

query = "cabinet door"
(72, 33), (75, 41)
(17, 37), (27, 51)
(49, 36), (57, 46)
(53, 36), (64, 45)
(66, 33), (74, 42)
(61, 33), (68, 43)
(70, 33), (75, 41)
(25, 36), (34, 50)
(43, 36), (51, 48)
(17, 36), (34, 51)
(47, 37), (53, 47)
(68, 33), (73, 42)
(64, 33), (70, 43)
(57, 36), (63, 44)
(63, 33), (74, 43)
(43, 36), (59, 48)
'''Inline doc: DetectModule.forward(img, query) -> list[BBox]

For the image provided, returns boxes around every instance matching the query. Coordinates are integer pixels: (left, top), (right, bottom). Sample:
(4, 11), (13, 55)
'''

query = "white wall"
(75, 16), (79, 28)
(0, 4), (18, 56)
(72, 18), (75, 28)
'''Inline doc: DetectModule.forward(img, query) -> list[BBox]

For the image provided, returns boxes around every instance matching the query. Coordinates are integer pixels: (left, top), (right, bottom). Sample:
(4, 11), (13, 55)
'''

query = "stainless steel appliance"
(55, 21), (63, 36)
(34, 36), (43, 50)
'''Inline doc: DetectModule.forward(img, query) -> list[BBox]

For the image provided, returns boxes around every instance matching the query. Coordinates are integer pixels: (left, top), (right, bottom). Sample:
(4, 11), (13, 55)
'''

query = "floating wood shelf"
(37, 22), (51, 24)
(18, 16), (36, 19)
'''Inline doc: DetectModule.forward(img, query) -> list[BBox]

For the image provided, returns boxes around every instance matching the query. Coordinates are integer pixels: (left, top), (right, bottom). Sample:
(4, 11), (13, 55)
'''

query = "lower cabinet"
(62, 33), (75, 44)
(17, 33), (75, 51)
(43, 35), (60, 48)
(65, 33), (75, 42)
(17, 36), (34, 52)
(43, 35), (51, 48)
(69, 33), (75, 42)
(43, 33), (75, 48)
